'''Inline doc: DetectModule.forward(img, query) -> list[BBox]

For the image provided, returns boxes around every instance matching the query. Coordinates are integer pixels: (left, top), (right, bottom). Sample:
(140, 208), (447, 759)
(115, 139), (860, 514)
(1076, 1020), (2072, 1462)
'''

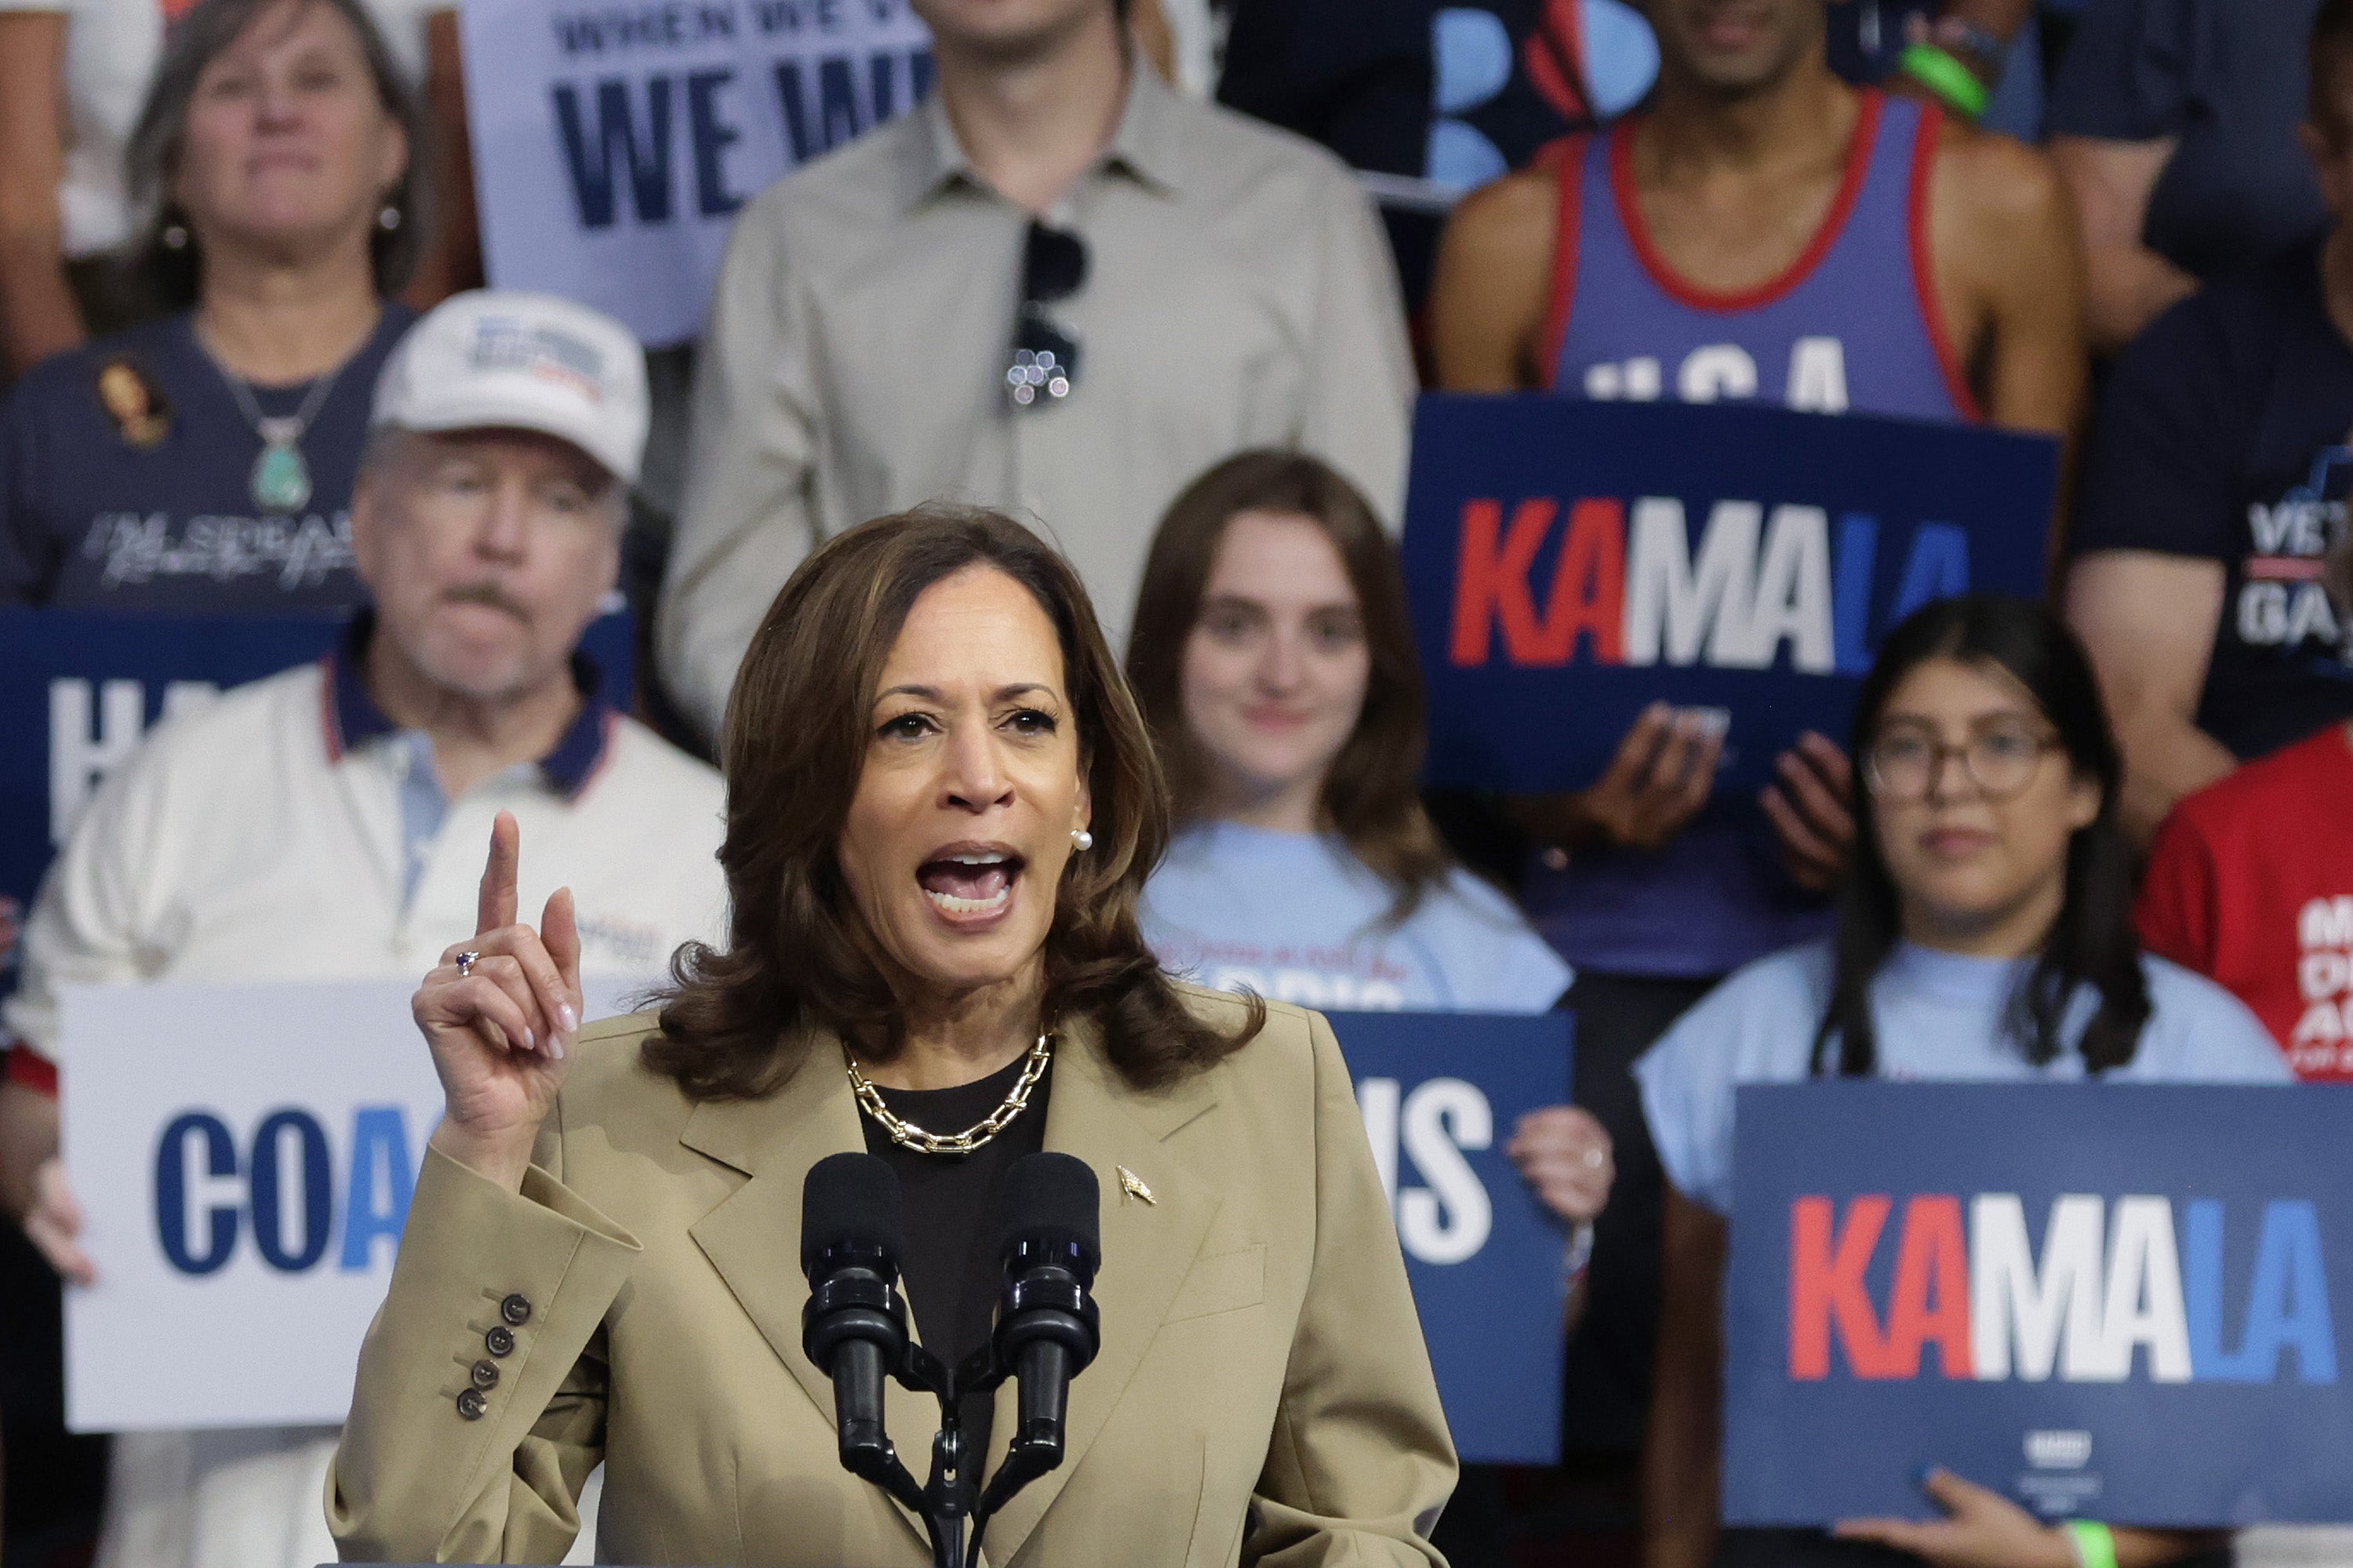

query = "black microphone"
(800, 1152), (914, 1486)
(982, 1153), (1100, 1495)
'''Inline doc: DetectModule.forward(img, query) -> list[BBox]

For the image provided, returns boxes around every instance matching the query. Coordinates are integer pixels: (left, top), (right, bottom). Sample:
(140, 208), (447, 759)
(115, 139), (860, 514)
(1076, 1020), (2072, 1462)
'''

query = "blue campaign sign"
(1722, 1082), (2353, 1526)
(1325, 1008), (1574, 1464)
(1401, 395), (2059, 794)
(0, 608), (635, 995)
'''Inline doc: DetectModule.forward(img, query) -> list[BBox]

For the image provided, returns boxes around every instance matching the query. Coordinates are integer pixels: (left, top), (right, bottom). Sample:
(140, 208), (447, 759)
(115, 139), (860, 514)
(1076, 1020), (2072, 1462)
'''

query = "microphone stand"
(816, 1319), (1054, 1568)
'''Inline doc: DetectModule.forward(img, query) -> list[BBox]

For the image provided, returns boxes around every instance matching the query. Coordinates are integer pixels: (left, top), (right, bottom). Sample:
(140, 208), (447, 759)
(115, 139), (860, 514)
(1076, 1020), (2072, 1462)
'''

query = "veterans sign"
(462, 0), (933, 346)
(1328, 1008), (1574, 1465)
(1722, 1082), (2353, 1525)
(1402, 396), (2060, 794)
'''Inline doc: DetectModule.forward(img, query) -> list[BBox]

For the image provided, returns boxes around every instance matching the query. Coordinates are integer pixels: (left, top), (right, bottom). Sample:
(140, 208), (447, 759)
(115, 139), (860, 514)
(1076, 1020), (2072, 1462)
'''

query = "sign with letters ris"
(463, 0), (933, 346)
(61, 977), (656, 1432)
(1402, 395), (2059, 795)
(1722, 1082), (2353, 1525)
(1327, 1008), (1574, 1465)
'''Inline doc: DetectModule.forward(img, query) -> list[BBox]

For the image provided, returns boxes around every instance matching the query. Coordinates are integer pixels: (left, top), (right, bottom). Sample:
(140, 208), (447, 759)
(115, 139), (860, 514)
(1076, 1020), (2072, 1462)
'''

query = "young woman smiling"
(1126, 450), (1612, 1562)
(1635, 595), (2289, 1568)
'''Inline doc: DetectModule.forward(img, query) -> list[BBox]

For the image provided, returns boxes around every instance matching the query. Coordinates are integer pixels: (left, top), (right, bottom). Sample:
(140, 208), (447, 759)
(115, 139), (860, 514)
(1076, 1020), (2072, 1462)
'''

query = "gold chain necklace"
(846, 1033), (1053, 1155)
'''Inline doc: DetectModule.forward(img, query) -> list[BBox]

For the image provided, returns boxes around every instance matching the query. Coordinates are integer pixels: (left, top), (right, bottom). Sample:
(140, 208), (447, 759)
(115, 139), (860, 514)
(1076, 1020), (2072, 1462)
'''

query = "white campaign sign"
(462, 0), (933, 346)
(63, 975), (655, 1432)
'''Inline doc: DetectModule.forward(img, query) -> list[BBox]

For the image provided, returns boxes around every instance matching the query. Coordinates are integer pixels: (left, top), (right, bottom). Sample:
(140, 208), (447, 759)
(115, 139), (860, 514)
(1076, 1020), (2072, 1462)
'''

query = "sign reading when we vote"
(1402, 396), (2059, 795)
(463, 0), (933, 346)
(1722, 1083), (2353, 1526)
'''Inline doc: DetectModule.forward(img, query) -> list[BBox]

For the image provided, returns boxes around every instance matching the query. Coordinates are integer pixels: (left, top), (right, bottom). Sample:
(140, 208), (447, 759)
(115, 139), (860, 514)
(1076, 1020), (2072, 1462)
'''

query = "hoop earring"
(1071, 828), (1093, 852)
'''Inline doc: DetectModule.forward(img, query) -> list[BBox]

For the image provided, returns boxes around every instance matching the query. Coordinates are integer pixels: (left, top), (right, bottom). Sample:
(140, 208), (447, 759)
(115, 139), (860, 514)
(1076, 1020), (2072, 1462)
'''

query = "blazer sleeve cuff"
(334, 1148), (641, 1547)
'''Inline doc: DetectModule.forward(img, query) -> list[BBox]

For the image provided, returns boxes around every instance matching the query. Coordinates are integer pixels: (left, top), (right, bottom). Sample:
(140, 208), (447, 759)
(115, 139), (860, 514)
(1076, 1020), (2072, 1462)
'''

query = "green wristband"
(2064, 1520), (2118, 1568)
(1900, 42), (1991, 119)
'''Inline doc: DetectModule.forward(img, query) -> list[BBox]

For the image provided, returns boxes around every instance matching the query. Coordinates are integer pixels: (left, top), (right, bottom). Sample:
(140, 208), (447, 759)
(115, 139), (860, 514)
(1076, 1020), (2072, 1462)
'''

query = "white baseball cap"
(370, 290), (649, 485)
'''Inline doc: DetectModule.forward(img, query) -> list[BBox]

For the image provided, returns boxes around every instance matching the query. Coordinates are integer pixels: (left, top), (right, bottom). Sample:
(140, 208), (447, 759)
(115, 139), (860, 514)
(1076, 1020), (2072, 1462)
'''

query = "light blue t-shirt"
(1140, 820), (1574, 1013)
(1635, 938), (2293, 1217)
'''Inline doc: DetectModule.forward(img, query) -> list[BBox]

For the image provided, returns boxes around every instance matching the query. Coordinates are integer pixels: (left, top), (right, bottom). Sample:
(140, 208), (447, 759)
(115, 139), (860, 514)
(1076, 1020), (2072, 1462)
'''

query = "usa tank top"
(1525, 90), (1972, 981)
(1544, 89), (1974, 424)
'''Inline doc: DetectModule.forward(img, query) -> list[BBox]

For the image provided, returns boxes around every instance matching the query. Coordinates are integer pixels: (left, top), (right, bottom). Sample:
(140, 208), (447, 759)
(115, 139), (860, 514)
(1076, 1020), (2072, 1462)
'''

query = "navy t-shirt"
(2046, 0), (2327, 282)
(2071, 237), (2353, 760)
(0, 305), (416, 611)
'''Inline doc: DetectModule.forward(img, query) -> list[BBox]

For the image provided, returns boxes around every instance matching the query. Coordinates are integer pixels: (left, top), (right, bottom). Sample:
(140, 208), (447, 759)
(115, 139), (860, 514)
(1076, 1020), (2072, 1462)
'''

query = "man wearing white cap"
(0, 291), (725, 1568)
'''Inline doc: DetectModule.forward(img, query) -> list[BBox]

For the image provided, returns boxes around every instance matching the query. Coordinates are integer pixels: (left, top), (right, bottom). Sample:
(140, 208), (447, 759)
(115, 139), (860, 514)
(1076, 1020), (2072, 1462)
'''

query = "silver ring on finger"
(454, 949), (482, 977)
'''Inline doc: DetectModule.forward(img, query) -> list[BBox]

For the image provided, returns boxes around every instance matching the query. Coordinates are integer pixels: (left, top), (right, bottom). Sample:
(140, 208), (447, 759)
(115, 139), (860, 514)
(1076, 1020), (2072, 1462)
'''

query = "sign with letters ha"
(0, 607), (634, 1007)
(1402, 395), (2059, 795)
(1722, 1082), (2353, 1526)
(1326, 1009), (1573, 1465)
(463, 0), (933, 346)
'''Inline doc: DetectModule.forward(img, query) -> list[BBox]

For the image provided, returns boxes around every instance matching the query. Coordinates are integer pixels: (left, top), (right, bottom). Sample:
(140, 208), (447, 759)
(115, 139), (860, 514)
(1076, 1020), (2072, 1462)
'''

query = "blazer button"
(471, 1360), (500, 1391)
(500, 1293), (533, 1326)
(456, 1388), (488, 1421)
(485, 1325), (516, 1357)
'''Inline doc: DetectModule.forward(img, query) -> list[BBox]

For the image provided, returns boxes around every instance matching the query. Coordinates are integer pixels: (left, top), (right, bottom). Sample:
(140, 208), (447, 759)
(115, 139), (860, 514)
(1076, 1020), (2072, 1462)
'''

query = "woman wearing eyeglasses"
(1634, 595), (2288, 1568)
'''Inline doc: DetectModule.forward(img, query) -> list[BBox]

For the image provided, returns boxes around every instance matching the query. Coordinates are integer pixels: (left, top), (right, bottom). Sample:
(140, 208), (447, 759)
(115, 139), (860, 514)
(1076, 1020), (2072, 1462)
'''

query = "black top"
(2070, 236), (2353, 760)
(860, 1050), (1053, 1464)
(2046, 0), (2327, 282)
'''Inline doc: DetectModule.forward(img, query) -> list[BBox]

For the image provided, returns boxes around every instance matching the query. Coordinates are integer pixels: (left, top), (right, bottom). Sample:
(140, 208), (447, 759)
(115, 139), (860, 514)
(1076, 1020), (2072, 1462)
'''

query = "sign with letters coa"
(1326, 1009), (1574, 1465)
(1722, 1083), (2353, 1526)
(1402, 395), (2059, 795)
(463, 0), (933, 346)
(62, 977), (657, 1431)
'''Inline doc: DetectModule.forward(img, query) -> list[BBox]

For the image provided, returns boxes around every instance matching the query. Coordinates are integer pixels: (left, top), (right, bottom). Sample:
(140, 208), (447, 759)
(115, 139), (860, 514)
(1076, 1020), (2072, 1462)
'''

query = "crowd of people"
(0, 0), (2347, 1563)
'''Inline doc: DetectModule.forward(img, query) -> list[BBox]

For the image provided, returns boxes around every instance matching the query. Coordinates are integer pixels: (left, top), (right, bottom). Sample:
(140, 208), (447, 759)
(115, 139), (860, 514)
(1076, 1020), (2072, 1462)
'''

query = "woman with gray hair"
(0, 0), (422, 612)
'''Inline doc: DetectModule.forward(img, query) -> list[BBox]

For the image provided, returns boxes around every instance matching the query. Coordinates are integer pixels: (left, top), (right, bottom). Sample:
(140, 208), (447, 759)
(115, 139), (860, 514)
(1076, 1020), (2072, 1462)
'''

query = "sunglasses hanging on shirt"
(1006, 221), (1087, 410)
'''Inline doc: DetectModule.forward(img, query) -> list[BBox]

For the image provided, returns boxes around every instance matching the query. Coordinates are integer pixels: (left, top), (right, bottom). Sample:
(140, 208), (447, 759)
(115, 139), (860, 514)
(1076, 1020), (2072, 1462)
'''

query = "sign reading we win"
(1399, 396), (2058, 796)
(463, 0), (933, 346)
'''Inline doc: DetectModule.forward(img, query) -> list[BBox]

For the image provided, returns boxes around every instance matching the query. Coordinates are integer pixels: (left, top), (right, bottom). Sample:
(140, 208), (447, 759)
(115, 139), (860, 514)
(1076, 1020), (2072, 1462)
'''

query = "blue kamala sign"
(1326, 1009), (1574, 1465)
(1401, 395), (2059, 794)
(1723, 1083), (2353, 1525)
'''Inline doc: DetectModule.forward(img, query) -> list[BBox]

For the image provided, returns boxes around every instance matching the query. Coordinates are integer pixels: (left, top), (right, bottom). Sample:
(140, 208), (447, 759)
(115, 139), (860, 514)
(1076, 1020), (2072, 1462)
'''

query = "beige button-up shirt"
(658, 65), (1415, 740)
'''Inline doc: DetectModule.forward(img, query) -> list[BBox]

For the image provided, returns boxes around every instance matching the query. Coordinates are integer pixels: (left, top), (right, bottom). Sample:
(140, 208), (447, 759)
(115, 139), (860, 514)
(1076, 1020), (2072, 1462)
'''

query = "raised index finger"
(478, 810), (522, 937)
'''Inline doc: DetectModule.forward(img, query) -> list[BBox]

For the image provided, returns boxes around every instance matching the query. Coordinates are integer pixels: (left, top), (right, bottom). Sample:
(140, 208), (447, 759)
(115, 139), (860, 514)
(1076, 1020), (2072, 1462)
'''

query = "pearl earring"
(1071, 828), (1093, 852)
(162, 224), (189, 251)
(377, 204), (401, 231)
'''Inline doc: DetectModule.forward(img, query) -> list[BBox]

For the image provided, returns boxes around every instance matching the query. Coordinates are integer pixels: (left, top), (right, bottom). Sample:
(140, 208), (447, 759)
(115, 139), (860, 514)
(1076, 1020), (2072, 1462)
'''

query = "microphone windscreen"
(801, 1152), (905, 1277)
(993, 1152), (1100, 1267)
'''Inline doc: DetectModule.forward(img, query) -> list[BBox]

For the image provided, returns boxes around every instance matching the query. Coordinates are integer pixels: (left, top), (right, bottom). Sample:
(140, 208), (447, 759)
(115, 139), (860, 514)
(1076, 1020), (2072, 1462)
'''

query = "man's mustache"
(442, 582), (529, 620)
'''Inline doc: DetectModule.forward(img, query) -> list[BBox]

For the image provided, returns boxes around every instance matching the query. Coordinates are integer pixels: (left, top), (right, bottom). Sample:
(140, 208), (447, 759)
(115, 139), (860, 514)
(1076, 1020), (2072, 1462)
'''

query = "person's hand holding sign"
(1512, 704), (1725, 854)
(1761, 730), (1856, 892)
(415, 811), (581, 1194)
(1836, 1468), (2217, 1568)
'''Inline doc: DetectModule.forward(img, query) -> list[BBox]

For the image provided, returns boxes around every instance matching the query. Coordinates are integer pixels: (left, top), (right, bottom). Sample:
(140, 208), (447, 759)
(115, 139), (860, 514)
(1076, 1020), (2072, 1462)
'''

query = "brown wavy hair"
(646, 507), (1259, 1101)
(1126, 450), (1452, 924)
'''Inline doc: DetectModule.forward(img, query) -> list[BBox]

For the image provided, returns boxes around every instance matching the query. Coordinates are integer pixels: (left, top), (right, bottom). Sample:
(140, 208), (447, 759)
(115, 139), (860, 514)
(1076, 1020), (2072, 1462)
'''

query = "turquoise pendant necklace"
(251, 416), (315, 512)
(205, 336), (351, 516)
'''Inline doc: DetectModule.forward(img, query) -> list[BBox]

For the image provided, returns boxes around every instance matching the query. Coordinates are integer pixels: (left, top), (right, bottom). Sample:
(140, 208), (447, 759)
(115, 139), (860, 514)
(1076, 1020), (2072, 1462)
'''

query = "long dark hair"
(1811, 595), (2150, 1077)
(125, 0), (428, 309)
(648, 507), (1260, 1101)
(1125, 450), (1451, 922)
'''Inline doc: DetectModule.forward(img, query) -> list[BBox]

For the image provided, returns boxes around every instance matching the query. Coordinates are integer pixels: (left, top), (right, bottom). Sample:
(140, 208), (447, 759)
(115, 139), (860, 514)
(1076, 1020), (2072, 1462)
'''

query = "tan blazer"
(328, 987), (1457, 1566)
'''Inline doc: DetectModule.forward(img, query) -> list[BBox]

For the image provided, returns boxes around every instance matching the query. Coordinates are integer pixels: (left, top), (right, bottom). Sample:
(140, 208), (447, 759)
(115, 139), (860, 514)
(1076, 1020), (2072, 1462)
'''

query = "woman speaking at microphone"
(328, 508), (1457, 1565)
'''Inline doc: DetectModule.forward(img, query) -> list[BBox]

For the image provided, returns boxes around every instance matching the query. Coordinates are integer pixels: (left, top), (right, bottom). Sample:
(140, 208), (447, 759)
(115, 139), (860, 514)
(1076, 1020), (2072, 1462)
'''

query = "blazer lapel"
(977, 1024), (1222, 1566)
(682, 1034), (938, 1552)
